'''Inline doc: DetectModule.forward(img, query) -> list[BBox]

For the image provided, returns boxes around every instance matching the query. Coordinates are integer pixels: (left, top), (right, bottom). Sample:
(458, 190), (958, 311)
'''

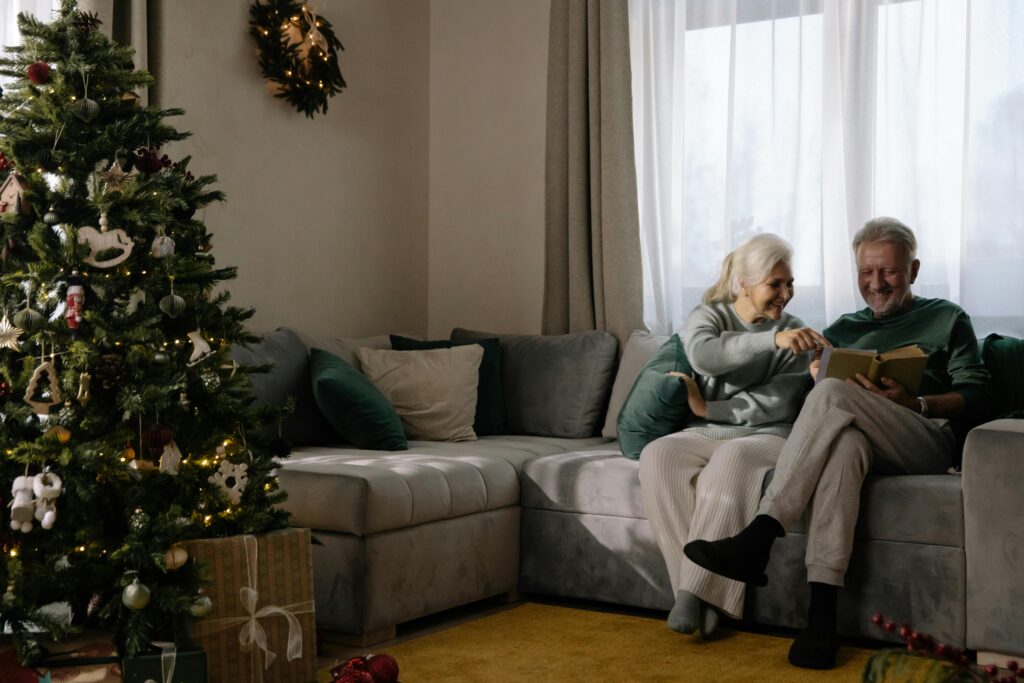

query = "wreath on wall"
(249, 0), (346, 118)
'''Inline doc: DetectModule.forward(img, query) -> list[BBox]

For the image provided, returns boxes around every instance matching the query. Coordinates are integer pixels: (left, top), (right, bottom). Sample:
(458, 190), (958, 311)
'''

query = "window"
(630, 0), (1024, 336)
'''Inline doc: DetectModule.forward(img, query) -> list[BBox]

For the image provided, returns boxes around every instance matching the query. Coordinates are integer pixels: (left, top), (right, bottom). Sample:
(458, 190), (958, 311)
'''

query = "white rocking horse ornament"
(77, 213), (134, 268)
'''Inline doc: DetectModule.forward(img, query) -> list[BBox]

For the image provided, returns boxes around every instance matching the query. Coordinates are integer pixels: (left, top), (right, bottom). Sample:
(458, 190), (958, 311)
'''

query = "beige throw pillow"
(355, 345), (484, 442)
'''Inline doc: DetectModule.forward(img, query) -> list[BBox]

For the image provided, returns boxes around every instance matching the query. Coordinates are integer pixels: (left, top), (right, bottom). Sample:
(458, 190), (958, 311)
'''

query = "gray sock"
(667, 590), (701, 634)
(699, 602), (720, 638)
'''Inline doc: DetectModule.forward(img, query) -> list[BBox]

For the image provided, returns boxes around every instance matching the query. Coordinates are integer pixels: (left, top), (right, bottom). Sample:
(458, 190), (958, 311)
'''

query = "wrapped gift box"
(121, 645), (206, 683)
(182, 528), (316, 683)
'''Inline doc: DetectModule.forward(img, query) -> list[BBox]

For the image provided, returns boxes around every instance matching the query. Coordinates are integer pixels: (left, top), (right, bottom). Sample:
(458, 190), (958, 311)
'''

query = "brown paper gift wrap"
(183, 528), (316, 683)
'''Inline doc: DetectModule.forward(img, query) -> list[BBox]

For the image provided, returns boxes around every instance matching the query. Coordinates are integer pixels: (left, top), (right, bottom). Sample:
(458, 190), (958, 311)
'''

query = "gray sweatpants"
(758, 378), (956, 586)
(640, 432), (785, 618)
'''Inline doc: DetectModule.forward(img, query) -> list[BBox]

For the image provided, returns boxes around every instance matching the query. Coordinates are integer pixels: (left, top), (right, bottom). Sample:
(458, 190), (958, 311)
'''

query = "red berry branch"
(872, 613), (1023, 683)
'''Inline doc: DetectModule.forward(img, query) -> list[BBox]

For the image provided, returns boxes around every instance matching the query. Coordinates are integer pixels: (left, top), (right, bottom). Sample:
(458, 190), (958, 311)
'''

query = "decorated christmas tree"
(0, 0), (289, 662)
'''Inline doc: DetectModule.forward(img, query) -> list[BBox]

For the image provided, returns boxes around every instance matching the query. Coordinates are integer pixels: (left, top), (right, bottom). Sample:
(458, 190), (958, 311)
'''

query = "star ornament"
(95, 164), (133, 193)
(0, 312), (24, 350)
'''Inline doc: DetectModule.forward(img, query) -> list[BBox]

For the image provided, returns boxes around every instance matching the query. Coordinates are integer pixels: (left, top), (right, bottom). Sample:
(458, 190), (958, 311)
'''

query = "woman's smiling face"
(738, 261), (794, 323)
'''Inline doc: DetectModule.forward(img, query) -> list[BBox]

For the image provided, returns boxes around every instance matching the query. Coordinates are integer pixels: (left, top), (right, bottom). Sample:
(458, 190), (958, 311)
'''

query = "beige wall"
(427, 0), (551, 338)
(152, 0), (430, 338)
(152, 0), (549, 339)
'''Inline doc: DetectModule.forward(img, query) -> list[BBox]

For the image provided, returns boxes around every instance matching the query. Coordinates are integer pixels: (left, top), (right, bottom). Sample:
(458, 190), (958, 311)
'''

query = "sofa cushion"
(277, 435), (609, 535)
(521, 446), (646, 519)
(291, 328), (392, 371)
(981, 333), (1024, 418)
(523, 450), (964, 547)
(602, 330), (670, 438)
(390, 335), (506, 435)
(451, 327), (618, 439)
(230, 327), (336, 446)
(311, 348), (408, 450)
(616, 334), (693, 459)
(356, 345), (484, 442)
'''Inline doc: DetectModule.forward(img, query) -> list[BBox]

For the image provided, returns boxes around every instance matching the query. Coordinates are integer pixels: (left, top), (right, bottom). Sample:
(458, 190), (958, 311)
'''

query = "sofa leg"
(319, 625), (397, 648)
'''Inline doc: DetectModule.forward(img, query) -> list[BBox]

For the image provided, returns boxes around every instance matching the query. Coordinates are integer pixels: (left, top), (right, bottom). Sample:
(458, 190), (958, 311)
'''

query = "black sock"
(683, 514), (784, 587)
(807, 582), (838, 631)
(788, 583), (839, 670)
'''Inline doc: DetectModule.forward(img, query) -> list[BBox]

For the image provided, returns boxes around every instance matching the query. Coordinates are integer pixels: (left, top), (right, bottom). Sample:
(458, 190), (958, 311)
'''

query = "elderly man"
(683, 217), (989, 669)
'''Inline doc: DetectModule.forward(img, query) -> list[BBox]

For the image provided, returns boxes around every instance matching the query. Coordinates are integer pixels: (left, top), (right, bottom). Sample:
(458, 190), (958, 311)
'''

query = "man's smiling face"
(856, 240), (919, 318)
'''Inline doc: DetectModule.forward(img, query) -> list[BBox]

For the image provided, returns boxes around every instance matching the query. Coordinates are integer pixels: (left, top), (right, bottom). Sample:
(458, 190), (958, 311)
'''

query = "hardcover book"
(817, 344), (928, 394)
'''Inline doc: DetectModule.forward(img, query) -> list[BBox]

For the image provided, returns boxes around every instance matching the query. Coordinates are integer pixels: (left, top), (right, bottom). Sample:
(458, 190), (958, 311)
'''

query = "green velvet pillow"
(616, 334), (693, 460)
(981, 334), (1024, 419)
(310, 348), (408, 450)
(389, 335), (506, 435)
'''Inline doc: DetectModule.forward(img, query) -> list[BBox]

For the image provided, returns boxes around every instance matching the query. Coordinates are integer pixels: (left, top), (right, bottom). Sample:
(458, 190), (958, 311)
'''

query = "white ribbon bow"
(193, 534), (315, 682)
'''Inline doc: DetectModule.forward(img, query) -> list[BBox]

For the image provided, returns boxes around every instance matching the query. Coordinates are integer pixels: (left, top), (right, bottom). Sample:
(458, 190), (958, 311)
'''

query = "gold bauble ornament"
(163, 545), (188, 570)
(44, 425), (72, 444)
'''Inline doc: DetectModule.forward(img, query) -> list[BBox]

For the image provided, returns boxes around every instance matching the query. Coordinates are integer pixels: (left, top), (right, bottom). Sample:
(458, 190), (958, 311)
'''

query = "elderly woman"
(639, 233), (827, 637)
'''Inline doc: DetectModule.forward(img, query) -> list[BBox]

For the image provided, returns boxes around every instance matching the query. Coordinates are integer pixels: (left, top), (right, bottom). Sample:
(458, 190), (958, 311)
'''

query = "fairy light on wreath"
(249, 0), (346, 118)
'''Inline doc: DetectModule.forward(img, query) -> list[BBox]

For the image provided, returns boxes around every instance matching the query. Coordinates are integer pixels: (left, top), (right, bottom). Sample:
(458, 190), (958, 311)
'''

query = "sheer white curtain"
(629, 0), (1024, 337)
(1, 0), (59, 89)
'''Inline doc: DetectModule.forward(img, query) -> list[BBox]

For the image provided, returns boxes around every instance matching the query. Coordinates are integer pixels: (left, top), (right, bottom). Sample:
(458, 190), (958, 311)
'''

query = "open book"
(816, 344), (929, 394)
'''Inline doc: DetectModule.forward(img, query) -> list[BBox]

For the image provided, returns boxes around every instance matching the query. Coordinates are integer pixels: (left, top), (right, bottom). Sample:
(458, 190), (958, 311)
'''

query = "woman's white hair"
(853, 216), (917, 261)
(702, 233), (793, 305)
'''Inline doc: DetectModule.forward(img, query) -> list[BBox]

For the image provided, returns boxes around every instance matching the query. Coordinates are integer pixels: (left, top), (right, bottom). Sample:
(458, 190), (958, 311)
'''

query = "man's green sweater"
(823, 297), (989, 425)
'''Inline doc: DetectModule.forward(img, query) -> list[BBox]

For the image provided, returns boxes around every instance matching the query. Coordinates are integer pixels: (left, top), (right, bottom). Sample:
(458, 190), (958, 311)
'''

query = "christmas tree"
(0, 0), (290, 662)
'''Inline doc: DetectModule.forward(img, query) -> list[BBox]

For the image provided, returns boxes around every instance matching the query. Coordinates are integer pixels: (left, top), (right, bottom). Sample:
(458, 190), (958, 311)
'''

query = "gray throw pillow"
(601, 330), (670, 438)
(230, 327), (336, 446)
(451, 327), (618, 438)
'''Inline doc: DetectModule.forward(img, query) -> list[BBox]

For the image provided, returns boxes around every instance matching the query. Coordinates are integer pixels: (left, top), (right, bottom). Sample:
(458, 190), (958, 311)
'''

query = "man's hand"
(666, 371), (708, 418)
(846, 374), (918, 411)
(775, 327), (831, 354)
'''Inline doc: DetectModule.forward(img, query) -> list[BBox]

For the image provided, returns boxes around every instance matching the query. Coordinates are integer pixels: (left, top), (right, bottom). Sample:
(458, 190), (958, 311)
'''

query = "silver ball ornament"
(43, 206), (60, 225)
(121, 578), (151, 610)
(153, 351), (170, 365)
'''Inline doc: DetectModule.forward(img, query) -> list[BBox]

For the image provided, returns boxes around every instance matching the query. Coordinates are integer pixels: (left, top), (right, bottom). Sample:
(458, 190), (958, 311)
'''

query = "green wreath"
(249, 0), (346, 118)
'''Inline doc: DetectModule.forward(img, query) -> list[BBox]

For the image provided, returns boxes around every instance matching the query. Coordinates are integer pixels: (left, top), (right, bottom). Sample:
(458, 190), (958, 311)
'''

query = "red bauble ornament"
(335, 673), (375, 683)
(0, 380), (9, 399)
(27, 61), (52, 84)
(0, 151), (10, 173)
(133, 146), (164, 174)
(365, 654), (399, 683)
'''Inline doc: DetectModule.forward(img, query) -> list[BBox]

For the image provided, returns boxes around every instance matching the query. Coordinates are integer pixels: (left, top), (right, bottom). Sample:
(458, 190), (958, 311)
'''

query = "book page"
(817, 347), (876, 384)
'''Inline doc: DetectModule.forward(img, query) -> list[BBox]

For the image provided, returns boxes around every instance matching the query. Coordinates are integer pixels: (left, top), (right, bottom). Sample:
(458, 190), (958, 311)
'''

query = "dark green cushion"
(616, 334), (693, 459)
(310, 348), (408, 450)
(389, 335), (506, 435)
(981, 334), (1024, 419)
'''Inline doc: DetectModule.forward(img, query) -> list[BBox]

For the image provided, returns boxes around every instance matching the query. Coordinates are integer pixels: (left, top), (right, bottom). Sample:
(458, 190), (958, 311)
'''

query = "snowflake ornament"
(209, 460), (248, 505)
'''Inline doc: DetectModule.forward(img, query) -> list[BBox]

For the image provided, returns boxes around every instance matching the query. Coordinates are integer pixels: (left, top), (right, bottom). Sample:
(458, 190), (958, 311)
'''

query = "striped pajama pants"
(639, 431), (785, 618)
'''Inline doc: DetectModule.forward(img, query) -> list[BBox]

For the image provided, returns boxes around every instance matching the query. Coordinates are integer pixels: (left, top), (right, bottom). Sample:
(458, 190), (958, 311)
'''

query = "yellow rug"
(321, 602), (874, 682)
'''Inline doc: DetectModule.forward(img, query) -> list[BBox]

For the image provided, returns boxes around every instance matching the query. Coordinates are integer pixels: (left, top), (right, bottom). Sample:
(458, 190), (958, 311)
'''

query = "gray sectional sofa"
(235, 326), (1024, 659)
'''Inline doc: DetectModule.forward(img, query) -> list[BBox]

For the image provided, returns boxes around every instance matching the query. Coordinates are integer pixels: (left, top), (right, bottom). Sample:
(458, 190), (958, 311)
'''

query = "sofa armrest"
(963, 419), (1024, 655)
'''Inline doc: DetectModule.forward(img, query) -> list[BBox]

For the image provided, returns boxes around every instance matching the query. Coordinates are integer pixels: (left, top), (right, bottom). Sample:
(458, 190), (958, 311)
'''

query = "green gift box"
(122, 645), (207, 683)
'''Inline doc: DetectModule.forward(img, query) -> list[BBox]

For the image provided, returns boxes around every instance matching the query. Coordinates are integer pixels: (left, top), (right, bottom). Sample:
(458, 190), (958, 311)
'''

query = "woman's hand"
(666, 371), (707, 418)
(775, 327), (830, 354)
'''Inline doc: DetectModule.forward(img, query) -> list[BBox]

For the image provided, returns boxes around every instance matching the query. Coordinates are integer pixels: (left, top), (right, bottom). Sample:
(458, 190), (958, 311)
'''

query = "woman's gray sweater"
(682, 301), (812, 440)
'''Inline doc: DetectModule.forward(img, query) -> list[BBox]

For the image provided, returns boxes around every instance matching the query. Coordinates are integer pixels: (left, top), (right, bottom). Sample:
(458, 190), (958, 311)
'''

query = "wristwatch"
(917, 396), (929, 417)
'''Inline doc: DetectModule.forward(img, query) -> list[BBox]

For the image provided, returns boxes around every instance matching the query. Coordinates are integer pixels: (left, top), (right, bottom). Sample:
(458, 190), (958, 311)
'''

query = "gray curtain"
(543, 0), (643, 347)
(77, 0), (153, 105)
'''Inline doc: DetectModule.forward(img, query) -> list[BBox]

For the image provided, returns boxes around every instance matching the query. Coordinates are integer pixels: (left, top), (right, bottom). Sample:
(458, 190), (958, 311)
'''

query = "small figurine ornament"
(10, 475), (35, 532)
(32, 471), (62, 530)
(65, 273), (85, 336)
